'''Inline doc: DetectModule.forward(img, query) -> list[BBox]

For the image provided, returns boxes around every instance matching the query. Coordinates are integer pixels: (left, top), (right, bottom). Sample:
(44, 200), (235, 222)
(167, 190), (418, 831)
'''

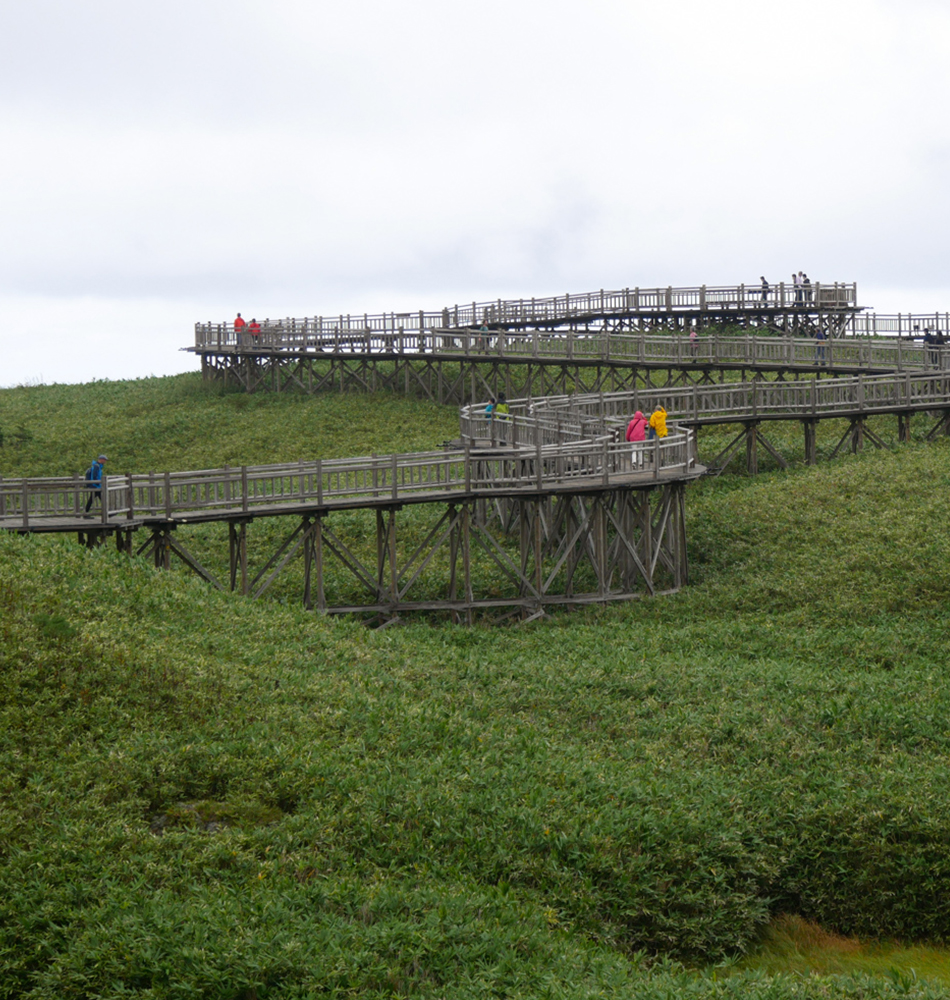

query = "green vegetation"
(2, 374), (950, 998)
(741, 917), (950, 985)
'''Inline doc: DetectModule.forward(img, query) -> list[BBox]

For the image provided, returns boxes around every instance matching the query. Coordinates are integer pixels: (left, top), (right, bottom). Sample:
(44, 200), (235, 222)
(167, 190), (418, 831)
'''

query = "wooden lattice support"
(148, 484), (690, 621)
(199, 351), (765, 407)
(925, 410), (950, 441)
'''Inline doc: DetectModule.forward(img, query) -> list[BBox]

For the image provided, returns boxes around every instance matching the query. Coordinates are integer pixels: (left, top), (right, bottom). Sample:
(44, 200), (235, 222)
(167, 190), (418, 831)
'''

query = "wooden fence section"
(192, 281), (859, 351)
(0, 432), (699, 531)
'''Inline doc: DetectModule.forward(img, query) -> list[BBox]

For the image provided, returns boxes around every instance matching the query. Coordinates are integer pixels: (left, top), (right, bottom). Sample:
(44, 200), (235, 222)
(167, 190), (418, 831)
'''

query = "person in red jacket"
(248, 318), (261, 342)
(234, 313), (247, 347)
(626, 410), (647, 469)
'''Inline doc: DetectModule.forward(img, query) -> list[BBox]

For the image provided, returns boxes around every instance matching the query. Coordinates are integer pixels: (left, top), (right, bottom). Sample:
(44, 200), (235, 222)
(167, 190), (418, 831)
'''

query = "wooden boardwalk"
(9, 280), (950, 620)
(0, 434), (700, 621)
(194, 281), (860, 351)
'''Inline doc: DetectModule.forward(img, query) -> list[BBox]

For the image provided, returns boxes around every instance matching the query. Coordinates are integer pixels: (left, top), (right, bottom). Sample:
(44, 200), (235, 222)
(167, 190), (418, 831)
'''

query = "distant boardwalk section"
(189, 281), (950, 402)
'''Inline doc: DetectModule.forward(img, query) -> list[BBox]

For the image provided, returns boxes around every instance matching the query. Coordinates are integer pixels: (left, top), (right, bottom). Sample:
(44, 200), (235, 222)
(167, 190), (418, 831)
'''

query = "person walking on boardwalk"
(924, 328), (937, 367)
(484, 396), (496, 436)
(648, 406), (668, 440)
(234, 313), (247, 346)
(84, 454), (107, 514)
(760, 276), (770, 306)
(494, 393), (510, 442)
(689, 325), (699, 359)
(802, 273), (812, 303)
(248, 318), (261, 343)
(814, 327), (827, 366)
(626, 410), (647, 468)
(793, 272), (803, 305)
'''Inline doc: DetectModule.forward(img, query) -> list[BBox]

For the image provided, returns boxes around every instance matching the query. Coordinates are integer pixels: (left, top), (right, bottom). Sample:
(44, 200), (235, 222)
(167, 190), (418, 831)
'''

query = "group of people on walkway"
(919, 327), (948, 366)
(234, 313), (262, 344)
(757, 274), (813, 306)
(625, 406), (667, 468)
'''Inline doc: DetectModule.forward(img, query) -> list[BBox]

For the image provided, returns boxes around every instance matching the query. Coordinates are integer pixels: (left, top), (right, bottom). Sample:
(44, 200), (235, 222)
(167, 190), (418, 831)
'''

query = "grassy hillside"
(2, 375), (950, 998)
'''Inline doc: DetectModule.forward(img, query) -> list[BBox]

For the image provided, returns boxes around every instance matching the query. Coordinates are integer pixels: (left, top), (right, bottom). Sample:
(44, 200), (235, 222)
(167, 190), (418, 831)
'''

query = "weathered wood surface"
(0, 434), (699, 531)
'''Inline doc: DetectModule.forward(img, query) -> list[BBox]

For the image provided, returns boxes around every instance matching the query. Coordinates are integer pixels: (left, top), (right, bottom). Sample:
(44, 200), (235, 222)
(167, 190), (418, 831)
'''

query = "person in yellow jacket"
(648, 406), (668, 440)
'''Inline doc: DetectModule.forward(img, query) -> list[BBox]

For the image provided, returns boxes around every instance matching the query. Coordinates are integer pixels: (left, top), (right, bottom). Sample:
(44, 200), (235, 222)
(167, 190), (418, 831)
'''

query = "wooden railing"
(502, 371), (950, 431)
(192, 281), (859, 351)
(191, 322), (950, 374)
(0, 430), (699, 529)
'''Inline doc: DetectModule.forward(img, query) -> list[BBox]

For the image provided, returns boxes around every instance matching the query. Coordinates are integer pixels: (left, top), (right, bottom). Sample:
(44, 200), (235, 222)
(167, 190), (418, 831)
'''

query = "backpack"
(84, 462), (100, 483)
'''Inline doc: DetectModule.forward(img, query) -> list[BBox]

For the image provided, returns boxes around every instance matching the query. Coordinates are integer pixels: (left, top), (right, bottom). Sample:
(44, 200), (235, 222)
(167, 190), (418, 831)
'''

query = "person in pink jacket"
(626, 410), (647, 468)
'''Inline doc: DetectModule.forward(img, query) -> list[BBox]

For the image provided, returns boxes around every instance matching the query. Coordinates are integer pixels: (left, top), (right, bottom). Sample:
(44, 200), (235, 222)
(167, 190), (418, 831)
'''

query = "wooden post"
(803, 420), (817, 465)
(746, 422), (758, 475)
(640, 490), (653, 593)
(448, 505), (459, 624)
(388, 509), (398, 612)
(534, 499), (544, 605)
(376, 508), (387, 603)
(594, 498), (607, 599)
(462, 503), (473, 625)
(314, 515), (326, 611)
(100, 472), (110, 525)
(302, 517), (313, 609)
(851, 420), (864, 454)
(898, 413), (911, 443)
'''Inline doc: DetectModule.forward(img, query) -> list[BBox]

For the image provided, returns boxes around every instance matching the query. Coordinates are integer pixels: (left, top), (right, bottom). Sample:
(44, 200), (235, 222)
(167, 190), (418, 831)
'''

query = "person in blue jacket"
(84, 454), (107, 513)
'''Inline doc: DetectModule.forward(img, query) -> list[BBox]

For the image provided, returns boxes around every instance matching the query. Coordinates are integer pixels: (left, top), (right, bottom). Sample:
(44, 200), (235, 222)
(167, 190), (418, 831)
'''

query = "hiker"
(935, 329), (946, 369)
(814, 327), (827, 365)
(803, 273), (812, 303)
(84, 454), (107, 513)
(924, 328), (937, 367)
(689, 325), (699, 359)
(648, 406), (668, 441)
(793, 272), (803, 305)
(484, 396), (496, 434)
(494, 393), (510, 442)
(248, 318), (261, 342)
(234, 313), (247, 346)
(626, 410), (647, 468)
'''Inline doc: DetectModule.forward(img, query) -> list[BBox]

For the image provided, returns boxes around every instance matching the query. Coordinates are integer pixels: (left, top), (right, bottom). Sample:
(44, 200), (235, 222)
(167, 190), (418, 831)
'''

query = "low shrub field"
(2, 375), (950, 998)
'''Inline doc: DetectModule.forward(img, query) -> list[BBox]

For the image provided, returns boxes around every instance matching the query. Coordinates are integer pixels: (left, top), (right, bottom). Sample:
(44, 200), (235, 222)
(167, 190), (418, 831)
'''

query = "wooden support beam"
(803, 420), (818, 465)
(745, 422), (759, 476)
(898, 412), (911, 443)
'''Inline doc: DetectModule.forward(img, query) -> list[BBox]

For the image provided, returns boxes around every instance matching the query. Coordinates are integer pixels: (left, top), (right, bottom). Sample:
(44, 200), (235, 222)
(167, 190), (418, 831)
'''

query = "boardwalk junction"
(4, 280), (950, 622)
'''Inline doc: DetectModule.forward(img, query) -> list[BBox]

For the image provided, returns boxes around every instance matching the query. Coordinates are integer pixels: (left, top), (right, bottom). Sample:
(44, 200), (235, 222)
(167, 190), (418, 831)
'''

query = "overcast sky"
(2, 0), (948, 386)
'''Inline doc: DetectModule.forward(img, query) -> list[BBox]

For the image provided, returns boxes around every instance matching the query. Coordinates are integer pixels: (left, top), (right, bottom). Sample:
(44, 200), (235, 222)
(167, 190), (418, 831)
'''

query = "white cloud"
(1, 0), (949, 384)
